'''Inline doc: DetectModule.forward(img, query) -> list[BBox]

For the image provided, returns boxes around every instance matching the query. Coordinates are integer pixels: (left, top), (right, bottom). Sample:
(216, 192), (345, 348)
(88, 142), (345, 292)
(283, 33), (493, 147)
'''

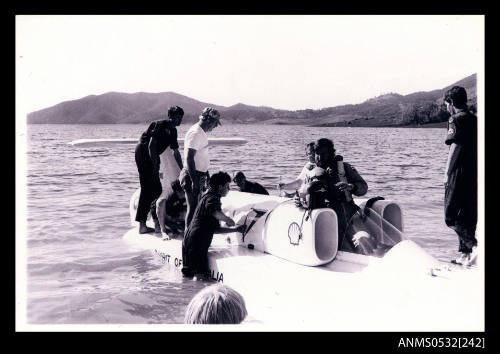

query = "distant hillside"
(307, 73), (477, 127)
(27, 92), (225, 124)
(27, 74), (477, 127)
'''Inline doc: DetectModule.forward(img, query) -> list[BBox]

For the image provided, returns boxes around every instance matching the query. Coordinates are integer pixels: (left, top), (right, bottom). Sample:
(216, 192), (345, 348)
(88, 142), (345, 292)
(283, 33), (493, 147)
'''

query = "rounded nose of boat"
(372, 240), (440, 276)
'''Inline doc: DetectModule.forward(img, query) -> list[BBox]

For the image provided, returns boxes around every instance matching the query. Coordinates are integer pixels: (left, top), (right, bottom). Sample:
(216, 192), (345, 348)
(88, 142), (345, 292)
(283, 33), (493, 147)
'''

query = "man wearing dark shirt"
(182, 172), (244, 279)
(443, 86), (478, 266)
(135, 106), (184, 233)
(233, 171), (269, 195)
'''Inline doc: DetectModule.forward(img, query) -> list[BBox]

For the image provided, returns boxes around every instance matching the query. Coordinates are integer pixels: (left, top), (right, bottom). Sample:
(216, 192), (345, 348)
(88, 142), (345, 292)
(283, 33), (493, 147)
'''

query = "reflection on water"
(24, 123), (460, 324)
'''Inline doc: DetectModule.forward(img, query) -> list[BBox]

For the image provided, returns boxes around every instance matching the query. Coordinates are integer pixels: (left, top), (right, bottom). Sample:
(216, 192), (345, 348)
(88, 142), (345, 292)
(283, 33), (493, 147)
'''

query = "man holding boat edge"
(443, 86), (478, 266)
(135, 106), (184, 234)
(182, 172), (245, 280)
(180, 107), (222, 231)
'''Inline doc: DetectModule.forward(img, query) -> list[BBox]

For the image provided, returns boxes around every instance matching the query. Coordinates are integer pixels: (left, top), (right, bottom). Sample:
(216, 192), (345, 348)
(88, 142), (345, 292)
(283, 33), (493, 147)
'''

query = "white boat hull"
(123, 227), (482, 330)
(124, 190), (483, 329)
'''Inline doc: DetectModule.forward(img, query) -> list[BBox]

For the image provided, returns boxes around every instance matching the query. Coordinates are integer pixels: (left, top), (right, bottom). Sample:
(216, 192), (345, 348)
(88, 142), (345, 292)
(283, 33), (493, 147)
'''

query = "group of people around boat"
(134, 85), (478, 280)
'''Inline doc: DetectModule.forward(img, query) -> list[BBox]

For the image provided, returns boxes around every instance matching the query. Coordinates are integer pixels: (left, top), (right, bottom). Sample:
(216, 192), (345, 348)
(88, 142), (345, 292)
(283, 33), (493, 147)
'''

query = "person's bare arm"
(212, 210), (234, 225)
(443, 143), (458, 185)
(211, 210), (244, 234)
(278, 179), (302, 191)
(186, 148), (198, 191)
(173, 148), (183, 170)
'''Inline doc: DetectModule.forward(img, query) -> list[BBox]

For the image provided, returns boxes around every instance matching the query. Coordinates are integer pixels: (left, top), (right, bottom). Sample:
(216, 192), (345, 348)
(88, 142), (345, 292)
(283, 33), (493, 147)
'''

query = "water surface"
(25, 123), (461, 324)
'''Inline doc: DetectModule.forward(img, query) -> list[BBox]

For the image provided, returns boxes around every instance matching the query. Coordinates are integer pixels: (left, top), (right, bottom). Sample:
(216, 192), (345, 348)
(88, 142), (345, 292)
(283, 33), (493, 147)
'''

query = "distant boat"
(68, 137), (248, 146)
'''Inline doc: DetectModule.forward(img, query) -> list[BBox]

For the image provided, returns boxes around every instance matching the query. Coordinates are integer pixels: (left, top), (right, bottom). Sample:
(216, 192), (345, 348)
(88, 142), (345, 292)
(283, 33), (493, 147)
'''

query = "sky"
(16, 15), (484, 115)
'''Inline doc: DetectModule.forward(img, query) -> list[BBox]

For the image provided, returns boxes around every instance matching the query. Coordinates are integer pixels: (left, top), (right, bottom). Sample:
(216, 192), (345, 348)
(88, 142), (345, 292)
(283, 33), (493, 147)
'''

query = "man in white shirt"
(179, 107), (222, 230)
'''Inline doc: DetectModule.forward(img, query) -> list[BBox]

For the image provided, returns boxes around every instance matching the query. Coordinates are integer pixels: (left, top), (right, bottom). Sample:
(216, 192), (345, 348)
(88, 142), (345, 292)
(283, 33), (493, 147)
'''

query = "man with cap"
(135, 106), (184, 234)
(443, 86), (478, 266)
(179, 107), (222, 230)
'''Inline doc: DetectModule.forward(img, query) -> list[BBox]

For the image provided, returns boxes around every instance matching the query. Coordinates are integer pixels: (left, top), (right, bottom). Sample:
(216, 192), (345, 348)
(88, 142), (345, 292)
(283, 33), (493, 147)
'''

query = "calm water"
(24, 123), (460, 324)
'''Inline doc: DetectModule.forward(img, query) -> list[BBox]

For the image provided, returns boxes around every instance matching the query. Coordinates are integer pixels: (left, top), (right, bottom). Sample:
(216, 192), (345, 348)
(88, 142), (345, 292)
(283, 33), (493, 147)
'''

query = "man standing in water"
(180, 107), (222, 230)
(135, 106), (184, 234)
(443, 86), (478, 266)
(233, 171), (269, 195)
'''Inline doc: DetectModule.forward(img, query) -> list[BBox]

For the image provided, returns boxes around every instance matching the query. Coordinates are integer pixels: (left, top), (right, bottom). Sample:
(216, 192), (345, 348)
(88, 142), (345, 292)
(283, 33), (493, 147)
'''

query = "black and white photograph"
(16, 15), (485, 334)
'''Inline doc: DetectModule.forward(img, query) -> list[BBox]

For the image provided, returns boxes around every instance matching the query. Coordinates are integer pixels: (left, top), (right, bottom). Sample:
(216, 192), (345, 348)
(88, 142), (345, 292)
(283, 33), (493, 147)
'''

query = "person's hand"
(293, 195), (303, 208)
(235, 224), (246, 233)
(352, 231), (370, 248)
(225, 218), (235, 227)
(335, 182), (353, 192)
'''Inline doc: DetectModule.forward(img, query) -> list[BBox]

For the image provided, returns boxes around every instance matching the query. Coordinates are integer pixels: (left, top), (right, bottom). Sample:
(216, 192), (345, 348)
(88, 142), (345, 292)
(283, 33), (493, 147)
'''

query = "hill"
(27, 74), (477, 127)
(27, 91), (225, 124)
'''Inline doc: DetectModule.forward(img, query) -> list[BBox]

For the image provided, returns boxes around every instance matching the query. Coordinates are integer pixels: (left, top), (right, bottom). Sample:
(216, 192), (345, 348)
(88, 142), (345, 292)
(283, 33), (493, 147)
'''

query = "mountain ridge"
(27, 74), (477, 127)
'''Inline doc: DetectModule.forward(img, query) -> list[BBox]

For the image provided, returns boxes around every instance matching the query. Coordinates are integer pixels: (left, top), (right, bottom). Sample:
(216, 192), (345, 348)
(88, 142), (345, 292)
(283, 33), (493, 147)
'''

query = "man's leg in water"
(184, 189), (199, 232)
(135, 144), (159, 234)
(136, 185), (157, 234)
(137, 174), (161, 234)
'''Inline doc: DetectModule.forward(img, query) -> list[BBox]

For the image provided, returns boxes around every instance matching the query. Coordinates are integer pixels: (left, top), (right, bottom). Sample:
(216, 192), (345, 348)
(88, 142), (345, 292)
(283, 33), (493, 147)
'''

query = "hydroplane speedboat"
(124, 189), (483, 330)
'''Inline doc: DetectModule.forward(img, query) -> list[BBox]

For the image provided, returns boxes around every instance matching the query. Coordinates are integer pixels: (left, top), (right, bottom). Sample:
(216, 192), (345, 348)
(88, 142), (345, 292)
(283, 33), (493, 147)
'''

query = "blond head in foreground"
(184, 284), (247, 324)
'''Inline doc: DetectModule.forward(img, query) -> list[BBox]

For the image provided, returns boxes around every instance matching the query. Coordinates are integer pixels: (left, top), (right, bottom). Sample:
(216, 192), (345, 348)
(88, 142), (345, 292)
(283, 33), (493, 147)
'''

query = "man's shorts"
(179, 168), (209, 194)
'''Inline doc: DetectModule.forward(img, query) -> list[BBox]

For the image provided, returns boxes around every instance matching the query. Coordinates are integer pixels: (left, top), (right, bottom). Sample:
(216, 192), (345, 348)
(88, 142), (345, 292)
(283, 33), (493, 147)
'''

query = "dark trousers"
(328, 201), (359, 250)
(135, 144), (162, 223)
(181, 219), (214, 277)
(181, 237), (210, 277)
(445, 166), (477, 253)
(453, 225), (477, 253)
(179, 169), (208, 229)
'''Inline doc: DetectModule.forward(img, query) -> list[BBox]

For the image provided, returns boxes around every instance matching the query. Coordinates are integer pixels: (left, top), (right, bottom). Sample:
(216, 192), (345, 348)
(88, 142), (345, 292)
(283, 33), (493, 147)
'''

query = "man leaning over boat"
(134, 106), (184, 234)
(295, 138), (368, 250)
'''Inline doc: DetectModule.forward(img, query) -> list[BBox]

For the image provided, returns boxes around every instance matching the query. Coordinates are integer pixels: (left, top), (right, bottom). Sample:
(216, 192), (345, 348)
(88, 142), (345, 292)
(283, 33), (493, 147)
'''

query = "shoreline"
(27, 122), (448, 128)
